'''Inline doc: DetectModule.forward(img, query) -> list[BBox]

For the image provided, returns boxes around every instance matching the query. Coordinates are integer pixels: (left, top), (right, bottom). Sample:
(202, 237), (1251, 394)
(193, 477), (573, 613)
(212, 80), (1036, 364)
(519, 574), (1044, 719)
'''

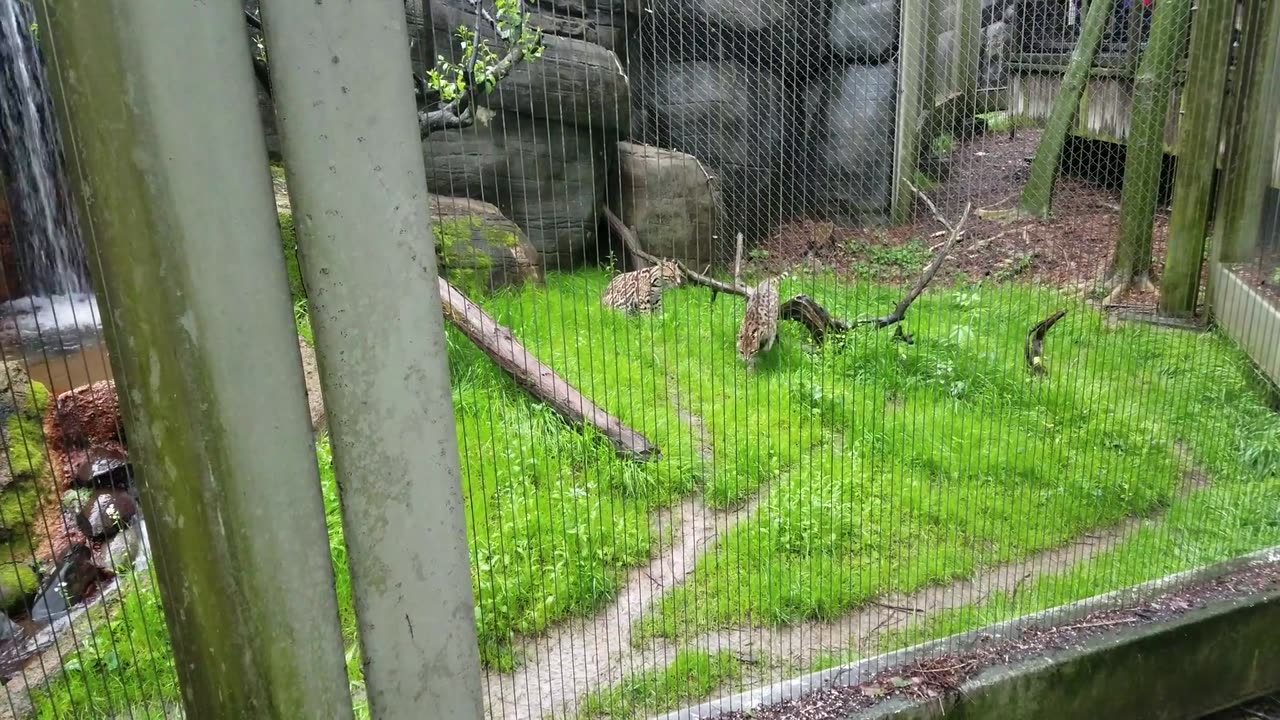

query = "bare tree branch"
(602, 207), (748, 298)
(854, 185), (971, 329)
(418, 0), (541, 137)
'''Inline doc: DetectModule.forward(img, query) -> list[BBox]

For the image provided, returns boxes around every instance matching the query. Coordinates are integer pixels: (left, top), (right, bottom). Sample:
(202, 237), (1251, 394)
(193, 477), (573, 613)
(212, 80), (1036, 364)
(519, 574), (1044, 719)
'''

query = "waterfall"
(0, 0), (90, 299)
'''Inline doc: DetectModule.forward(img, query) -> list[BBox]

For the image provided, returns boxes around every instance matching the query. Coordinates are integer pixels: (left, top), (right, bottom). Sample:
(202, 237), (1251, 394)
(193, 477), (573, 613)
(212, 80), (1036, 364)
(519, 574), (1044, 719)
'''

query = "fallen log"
(437, 278), (659, 460)
(779, 294), (850, 344)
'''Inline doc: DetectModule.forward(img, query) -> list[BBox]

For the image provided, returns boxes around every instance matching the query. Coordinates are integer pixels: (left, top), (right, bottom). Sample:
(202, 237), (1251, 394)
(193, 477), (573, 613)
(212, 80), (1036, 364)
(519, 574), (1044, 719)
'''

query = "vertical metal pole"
(33, 1), (355, 718)
(256, 1), (484, 718)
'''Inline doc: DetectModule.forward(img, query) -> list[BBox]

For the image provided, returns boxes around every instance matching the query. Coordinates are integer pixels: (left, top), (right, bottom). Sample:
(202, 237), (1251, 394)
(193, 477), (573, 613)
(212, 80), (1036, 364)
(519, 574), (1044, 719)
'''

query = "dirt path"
(483, 492), (770, 719)
(485, 442), (1212, 719)
(482, 382), (770, 719)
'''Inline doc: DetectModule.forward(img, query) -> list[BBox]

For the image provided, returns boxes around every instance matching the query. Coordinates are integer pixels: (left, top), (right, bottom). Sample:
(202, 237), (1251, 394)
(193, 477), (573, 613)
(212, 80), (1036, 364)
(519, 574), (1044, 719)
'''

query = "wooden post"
(893, 0), (930, 223)
(1018, 0), (1117, 218)
(1211, 0), (1280, 266)
(1109, 0), (1193, 293)
(956, 0), (983, 113)
(1159, 0), (1236, 315)
(34, 0), (356, 716)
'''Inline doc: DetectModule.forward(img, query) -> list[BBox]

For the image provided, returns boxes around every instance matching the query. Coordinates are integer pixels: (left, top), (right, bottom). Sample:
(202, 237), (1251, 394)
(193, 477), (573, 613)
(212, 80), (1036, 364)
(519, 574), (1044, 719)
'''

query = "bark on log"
(780, 295), (850, 344)
(437, 278), (659, 460)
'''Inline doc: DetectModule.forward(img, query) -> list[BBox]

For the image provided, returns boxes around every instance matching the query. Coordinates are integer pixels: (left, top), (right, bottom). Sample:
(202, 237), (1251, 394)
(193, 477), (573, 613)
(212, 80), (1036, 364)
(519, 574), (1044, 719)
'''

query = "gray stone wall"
(253, 0), (1012, 271)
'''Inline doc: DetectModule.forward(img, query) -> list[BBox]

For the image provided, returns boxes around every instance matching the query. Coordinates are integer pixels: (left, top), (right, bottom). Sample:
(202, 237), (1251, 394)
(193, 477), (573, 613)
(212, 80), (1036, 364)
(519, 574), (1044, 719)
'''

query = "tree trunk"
(1109, 0), (1192, 297)
(1159, 0), (1234, 316)
(1018, 0), (1116, 218)
(437, 278), (659, 460)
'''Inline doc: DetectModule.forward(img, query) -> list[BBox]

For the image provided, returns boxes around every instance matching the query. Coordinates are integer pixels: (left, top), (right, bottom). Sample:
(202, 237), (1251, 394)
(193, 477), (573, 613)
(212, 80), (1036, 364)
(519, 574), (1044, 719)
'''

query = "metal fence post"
(255, 1), (485, 717)
(33, 1), (356, 717)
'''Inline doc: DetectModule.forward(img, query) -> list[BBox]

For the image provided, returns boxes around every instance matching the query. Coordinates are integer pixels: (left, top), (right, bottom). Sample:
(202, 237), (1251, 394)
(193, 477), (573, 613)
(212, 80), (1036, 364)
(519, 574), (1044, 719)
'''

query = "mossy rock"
(2, 371), (50, 484)
(0, 360), (46, 422)
(429, 195), (543, 295)
(0, 561), (37, 616)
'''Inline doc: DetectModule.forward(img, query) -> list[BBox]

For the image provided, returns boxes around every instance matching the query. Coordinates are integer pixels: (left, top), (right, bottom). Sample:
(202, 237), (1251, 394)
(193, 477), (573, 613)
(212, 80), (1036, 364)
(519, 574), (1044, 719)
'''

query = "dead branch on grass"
(439, 278), (658, 460)
(606, 185), (968, 347)
(1024, 309), (1068, 375)
(603, 206), (748, 298)
(854, 185), (972, 329)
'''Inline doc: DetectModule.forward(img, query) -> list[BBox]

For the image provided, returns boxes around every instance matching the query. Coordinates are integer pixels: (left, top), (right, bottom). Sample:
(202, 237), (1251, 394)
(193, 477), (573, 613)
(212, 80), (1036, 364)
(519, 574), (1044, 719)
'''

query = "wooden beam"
(437, 278), (659, 461)
(1211, 0), (1280, 265)
(1160, 0), (1236, 316)
(892, 0), (929, 223)
(1110, 0), (1194, 293)
(956, 0), (983, 114)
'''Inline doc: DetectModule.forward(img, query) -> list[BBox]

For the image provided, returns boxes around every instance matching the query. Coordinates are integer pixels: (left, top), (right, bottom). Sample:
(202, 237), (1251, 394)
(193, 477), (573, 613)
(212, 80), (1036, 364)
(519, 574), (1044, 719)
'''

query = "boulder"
(49, 380), (124, 453)
(0, 191), (19, 301)
(70, 445), (131, 489)
(829, 0), (898, 62)
(429, 195), (544, 291)
(92, 522), (146, 575)
(0, 360), (34, 421)
(28, 544), (99, 625)
(430, 0), (631, 132)
(0, 613), (19, 642)
(0, 562), (36, 616)
(76, 490), (138, 540)
(633, 59), (791, 241)
(616, 142), (719, 268)
(422, 111), (607, 267)
(644, 0), (828, 72)
(802, 63), (896, 223)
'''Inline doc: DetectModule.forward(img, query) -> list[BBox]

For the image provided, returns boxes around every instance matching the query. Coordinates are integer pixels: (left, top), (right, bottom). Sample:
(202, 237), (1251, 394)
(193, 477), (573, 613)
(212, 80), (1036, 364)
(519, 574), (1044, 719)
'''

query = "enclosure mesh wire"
(2, 0), (1278, 718)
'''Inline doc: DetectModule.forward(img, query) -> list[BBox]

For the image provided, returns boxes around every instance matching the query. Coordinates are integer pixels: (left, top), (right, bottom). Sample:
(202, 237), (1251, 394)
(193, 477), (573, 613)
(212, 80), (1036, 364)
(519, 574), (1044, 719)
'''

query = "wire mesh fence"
(0, 0), (1278, 718)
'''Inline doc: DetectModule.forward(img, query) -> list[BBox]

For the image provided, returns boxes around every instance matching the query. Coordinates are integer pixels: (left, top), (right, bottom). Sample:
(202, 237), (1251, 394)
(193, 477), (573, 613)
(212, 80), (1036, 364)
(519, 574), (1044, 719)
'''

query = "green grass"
(630, 275), (1280, 641)
(25, 267), (1280, 717)
(878, 474), (1280, 654)
(978, 110), (1037, 134)
(29, 573), (179, 720)
(575, 648), (741, 719)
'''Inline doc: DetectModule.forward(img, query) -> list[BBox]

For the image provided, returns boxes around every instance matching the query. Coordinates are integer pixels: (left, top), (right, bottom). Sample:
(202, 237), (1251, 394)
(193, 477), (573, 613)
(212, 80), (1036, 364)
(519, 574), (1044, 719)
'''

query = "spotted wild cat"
(737, 274), (784, 369)
(600, 260), (685, 313)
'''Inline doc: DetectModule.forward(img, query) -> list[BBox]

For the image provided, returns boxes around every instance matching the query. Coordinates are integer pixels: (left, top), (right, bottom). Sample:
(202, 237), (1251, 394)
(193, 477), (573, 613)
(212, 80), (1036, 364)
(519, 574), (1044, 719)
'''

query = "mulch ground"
(756, 129), (1175, 308)
(717, 560), (1280, 720)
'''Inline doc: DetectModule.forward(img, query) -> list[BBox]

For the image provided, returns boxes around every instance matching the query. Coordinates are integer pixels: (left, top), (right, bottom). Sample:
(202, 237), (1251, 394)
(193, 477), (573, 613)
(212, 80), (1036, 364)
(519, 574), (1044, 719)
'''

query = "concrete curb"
(652, 544), (1280, 720)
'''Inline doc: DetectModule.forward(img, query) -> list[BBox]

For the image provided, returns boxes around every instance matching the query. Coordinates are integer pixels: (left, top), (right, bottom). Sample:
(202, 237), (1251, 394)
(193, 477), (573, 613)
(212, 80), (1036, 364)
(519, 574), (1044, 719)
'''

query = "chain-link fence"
(1, 0), (1278, 718)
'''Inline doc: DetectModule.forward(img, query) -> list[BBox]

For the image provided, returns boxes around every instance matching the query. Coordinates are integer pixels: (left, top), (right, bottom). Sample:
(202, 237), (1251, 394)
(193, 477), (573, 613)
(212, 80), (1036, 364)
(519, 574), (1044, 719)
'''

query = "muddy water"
(24, 341), (112, 396)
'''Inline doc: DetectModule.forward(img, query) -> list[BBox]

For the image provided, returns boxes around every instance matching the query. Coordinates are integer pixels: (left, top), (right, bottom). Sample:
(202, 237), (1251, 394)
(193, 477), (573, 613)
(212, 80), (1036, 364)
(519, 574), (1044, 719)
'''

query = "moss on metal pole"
(1159, 0), (1235, 316)
(1018, 0), (1115, 218)
(1211, 0), (1280, 266)
(1108, 0), (1193, 297)
(33, 1), (355, 718)
(255, 1), (485, 718)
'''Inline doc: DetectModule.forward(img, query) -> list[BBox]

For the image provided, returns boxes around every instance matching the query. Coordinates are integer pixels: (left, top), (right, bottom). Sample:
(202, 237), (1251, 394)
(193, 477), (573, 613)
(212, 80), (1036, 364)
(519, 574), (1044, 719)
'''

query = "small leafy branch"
(415, 0), (544, 136)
